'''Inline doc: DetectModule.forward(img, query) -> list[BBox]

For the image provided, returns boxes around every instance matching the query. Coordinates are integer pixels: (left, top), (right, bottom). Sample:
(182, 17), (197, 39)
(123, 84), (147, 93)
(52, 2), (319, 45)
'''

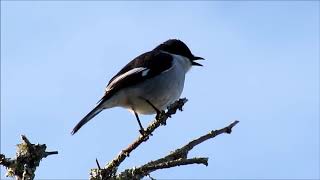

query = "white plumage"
(71, 39), (203, 135)
(103, 54), (192, 114)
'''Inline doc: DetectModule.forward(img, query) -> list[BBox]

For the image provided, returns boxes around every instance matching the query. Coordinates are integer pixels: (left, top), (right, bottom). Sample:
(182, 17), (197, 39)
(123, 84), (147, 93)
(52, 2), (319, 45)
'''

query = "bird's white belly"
(110, 64), (186, 114)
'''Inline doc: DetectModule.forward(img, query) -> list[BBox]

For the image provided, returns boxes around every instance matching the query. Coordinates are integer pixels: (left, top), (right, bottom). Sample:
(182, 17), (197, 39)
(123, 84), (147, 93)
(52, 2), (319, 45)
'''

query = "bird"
(71, 39), (204, 135)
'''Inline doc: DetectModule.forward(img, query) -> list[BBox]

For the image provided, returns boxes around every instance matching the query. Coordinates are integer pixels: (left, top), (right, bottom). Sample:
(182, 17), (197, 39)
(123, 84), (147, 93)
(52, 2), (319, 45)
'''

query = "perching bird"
(71, 39), (204, 135)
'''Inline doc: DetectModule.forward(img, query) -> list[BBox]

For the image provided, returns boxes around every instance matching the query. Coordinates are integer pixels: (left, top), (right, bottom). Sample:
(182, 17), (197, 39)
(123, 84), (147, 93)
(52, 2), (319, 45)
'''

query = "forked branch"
(90, 98), (188, 179)
(116, 120), (239, 179)
(90, 97), (239, 180)
(0, 135), (58, 180)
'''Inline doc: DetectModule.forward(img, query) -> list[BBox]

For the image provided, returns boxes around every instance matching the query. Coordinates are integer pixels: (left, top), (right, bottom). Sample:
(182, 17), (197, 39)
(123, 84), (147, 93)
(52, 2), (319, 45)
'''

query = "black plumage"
(100, 50), (173, 103)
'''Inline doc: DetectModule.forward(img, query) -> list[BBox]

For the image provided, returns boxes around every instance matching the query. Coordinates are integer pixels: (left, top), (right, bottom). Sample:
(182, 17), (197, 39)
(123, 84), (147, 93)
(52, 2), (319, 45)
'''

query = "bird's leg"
(144, 99), (165, 120)
(133, 110), (145, 135)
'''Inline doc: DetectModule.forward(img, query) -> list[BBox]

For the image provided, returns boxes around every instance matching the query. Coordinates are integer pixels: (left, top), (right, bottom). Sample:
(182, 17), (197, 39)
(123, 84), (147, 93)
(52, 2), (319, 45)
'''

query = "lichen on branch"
(0, 135), (58, 180)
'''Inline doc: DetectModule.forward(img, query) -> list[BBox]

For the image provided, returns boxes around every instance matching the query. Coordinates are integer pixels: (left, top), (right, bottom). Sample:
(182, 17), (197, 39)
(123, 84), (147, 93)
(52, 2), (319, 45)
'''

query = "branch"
(0, 135), (58, 180)
(116, 120), (239, 179)
(169, 120), (240, 159)
(89, 96), (239, 180)
(90, 98), (188, 180)
(118, 157), (208, 179)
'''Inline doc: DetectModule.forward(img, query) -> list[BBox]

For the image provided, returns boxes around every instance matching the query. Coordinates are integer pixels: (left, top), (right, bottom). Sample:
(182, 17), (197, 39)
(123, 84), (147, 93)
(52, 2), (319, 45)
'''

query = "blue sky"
(1, 1), (319, 179)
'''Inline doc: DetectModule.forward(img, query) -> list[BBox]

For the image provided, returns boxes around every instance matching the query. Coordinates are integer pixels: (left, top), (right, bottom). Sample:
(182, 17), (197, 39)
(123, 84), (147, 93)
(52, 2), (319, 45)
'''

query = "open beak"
(191, 56), (204, 66)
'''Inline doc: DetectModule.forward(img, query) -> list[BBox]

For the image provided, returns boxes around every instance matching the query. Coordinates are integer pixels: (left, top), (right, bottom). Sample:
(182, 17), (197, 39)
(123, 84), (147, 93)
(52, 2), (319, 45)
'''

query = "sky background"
(1, 1), (319, 179)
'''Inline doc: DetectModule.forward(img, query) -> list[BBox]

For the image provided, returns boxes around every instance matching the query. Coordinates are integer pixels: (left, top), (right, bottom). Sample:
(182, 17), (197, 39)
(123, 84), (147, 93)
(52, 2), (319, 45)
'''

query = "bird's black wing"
(98, 50), (173, 103)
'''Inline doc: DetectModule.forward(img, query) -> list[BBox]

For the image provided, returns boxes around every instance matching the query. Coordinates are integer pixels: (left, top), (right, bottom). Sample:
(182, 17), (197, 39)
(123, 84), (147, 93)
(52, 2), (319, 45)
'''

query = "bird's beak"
(191, 56), (204, 66)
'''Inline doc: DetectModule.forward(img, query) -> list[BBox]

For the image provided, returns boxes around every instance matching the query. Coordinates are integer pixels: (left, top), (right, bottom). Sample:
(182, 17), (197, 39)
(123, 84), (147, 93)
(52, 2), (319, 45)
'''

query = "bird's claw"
(156, 110), (166, 120)
(139, 129), (146, 135)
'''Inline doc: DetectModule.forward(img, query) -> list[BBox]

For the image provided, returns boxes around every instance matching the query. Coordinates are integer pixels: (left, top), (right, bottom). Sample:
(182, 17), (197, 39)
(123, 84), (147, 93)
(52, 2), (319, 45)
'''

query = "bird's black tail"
(71, 105), (103, 135)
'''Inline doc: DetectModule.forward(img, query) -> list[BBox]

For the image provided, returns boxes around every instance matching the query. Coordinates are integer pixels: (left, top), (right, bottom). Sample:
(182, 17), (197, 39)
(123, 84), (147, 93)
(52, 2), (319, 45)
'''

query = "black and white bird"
(71, 39), (204, 135)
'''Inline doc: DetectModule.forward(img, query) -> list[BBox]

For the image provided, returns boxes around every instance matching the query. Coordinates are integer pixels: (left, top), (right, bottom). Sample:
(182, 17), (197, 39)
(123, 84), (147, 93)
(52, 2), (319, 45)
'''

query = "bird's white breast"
(102, 54), (192, 114)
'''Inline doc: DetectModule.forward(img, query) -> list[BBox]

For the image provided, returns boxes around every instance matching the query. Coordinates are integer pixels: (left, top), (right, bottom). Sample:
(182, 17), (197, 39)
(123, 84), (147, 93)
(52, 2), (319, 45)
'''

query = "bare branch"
(0, 135), (58, 180)
(118, 157), (208, 179)
(90, 98), (188, 179)
(116, 120), (239, 179)
(164, 120), (240, 160)
(89, 95), (239, 180)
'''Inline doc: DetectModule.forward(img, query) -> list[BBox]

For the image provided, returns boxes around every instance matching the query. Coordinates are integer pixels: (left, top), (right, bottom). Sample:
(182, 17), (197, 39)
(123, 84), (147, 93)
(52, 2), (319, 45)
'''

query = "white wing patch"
(106, 67), (146, 91)
(142, 69), (150, 77)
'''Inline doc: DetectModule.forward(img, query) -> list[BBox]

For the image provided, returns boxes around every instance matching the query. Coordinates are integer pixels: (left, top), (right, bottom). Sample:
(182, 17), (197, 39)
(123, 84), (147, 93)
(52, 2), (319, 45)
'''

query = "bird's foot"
(144, 99), (166, 120)
(139, 128), (152, 136)
(156, 110), (166, 120)
(139, 128), (145, 135)
(139, 129), (152, 141)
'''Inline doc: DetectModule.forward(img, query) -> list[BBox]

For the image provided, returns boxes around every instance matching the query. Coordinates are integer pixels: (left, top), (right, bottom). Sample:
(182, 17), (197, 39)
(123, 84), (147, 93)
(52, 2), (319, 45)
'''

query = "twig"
(118, 157), (208, 179)
(166, 120), (240, 160)
(90, 98), (188, 180)
(0, 135), (58, 180)
(116, 120), (239, 179)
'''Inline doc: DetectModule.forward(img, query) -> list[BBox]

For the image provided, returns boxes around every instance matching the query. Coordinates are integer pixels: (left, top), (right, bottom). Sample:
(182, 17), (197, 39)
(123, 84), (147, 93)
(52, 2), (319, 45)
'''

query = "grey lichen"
(0, 135), (58, 180)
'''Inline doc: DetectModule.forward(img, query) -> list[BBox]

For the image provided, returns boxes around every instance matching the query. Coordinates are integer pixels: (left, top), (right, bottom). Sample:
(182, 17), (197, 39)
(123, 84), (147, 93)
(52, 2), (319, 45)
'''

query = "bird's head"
(154, 39), (204, 66)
